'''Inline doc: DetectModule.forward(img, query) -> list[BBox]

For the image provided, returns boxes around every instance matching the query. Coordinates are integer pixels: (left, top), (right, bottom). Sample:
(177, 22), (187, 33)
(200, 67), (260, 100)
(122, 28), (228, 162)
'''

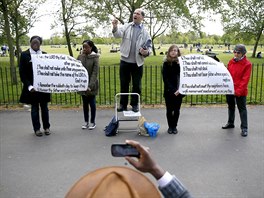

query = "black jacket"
(162, 61), (182, 97)
(19, 49), (51, 104)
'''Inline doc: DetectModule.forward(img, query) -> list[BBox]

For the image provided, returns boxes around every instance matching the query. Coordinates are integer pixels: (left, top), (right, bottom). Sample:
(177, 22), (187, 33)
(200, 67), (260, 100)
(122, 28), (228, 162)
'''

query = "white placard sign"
(179, 54), (234, 95)
(32, 54), (88, 93)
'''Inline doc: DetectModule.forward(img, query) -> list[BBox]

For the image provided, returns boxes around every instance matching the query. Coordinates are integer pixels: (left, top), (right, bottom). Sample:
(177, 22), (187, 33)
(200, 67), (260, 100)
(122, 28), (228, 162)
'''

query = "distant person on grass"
(19, 36), (51, 137)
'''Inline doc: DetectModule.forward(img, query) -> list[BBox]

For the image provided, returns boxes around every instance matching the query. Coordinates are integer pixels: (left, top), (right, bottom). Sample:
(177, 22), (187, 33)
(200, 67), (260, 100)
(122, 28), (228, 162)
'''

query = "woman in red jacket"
(222, 44), (252, 137)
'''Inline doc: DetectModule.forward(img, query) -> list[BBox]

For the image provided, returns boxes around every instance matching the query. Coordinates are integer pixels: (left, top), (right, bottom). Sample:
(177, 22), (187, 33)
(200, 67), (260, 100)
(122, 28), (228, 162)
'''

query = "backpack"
(104, 116), (119, 136)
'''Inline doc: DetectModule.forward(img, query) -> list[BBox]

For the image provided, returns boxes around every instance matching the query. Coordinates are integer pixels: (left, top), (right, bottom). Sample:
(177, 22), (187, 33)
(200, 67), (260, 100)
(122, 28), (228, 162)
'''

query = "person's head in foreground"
(65, 140), (163, 198)
(65, 166), (161, 198)
(65, 140), (191, 198)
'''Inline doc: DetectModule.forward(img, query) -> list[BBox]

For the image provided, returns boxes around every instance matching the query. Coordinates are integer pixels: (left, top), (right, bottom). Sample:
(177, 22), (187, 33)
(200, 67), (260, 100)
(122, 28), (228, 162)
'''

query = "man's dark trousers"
(119, 60), (143, 107)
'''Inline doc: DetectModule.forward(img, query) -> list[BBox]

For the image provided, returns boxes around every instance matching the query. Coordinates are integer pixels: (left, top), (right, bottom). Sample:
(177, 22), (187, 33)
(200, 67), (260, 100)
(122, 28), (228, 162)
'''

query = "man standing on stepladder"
(112, 8), (152, 112)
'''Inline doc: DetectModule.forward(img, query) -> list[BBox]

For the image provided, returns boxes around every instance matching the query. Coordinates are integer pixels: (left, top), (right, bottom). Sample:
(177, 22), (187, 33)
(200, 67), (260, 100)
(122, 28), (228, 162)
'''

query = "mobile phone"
(111, 144), (140, 158)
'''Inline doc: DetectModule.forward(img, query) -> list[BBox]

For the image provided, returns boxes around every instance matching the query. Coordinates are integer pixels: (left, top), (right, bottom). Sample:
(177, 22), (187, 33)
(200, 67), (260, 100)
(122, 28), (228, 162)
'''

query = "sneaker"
(44, 128), (51, 135)
(88, 123), (96, 130)
(82, 122), (88, 129)
(34, 130), (43, 137)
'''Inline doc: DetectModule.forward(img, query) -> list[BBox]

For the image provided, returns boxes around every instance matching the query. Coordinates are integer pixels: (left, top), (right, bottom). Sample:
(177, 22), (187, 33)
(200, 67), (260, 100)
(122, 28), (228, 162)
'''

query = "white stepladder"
(115, 93), (141, 133)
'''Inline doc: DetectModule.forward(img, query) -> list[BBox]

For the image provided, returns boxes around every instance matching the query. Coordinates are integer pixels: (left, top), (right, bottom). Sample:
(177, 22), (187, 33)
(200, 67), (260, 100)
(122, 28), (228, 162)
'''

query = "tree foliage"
(85, 0), (203, 55)
(52, 0), (94, 56)
(221, 0), (264, 57)
(193, 0), (264, 57)
(0, 0), (45, 84)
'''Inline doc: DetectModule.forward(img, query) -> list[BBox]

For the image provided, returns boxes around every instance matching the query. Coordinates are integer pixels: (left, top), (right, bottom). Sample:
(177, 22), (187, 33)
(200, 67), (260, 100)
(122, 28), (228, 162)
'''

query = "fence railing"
(0, 64), (263, 106)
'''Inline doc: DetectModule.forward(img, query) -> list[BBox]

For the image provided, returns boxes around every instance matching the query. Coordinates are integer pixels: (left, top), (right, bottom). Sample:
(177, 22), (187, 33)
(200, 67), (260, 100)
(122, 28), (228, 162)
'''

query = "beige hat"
(65, 166), (161, 198)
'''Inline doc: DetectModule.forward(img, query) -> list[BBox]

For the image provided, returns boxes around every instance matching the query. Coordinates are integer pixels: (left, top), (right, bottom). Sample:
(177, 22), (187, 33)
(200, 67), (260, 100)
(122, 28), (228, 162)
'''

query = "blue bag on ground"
(104, 116), (119, 136)
(144, 122), (160, 137)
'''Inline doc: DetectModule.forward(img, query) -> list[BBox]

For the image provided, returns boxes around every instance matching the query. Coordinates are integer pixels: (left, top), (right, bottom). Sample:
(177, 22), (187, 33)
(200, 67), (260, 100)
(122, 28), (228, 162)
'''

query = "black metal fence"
(0, 64), (263, 106)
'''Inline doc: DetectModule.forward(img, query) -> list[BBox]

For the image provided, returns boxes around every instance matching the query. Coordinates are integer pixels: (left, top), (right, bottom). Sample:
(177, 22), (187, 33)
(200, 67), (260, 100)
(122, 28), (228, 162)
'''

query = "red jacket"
(227, 56), (252, 96)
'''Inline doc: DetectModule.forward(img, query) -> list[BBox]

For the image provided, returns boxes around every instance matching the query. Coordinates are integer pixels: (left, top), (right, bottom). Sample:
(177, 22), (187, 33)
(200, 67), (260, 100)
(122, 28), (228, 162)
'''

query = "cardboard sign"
(179, 54), (234, 95)
(31, 54), (88, 93)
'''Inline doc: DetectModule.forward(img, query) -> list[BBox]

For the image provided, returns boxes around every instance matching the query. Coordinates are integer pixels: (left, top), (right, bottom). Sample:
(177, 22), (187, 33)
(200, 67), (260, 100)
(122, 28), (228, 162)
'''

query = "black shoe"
(172, 128), (178, 134)
(117, 105), (127, 112)
(167, 128), (173, 134)
(241, 129), (248, 137)
(222, 123), (235, 129)
(131, 105), (139, 112)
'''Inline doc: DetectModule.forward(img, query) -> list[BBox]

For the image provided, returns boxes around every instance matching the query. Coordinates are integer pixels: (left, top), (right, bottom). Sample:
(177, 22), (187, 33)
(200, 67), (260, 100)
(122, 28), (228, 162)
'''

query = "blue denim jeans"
(226, 95), (248, 129)
(31, 102), (50, 132)
(82, 95), (96, 123)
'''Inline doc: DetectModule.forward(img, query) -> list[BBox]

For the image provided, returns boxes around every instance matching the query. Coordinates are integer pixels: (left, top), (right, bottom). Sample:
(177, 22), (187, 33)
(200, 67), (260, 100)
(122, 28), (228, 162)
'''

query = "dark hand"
(125, 140), (165, 180)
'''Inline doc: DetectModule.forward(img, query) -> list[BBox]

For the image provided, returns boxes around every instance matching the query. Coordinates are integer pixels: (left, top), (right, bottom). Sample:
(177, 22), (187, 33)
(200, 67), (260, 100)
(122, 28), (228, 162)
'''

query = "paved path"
(0, 105), (263, 198)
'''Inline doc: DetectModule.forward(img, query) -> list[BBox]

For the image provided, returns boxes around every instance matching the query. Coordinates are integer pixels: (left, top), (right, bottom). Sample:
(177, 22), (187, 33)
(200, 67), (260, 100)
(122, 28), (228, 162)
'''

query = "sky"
(28, 1), (224, 39)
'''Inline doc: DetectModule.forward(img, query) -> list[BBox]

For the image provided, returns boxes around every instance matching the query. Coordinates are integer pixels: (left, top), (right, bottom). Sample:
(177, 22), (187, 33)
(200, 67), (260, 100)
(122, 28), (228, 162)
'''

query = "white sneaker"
(88, 123), (96, 130)
(82, 122), (88, 129)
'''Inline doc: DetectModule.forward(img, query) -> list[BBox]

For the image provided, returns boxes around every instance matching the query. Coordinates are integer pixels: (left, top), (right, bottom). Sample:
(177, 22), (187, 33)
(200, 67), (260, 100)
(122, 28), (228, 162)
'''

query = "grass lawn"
(0, 44), (263, 67)
(0, 44), (263, 106)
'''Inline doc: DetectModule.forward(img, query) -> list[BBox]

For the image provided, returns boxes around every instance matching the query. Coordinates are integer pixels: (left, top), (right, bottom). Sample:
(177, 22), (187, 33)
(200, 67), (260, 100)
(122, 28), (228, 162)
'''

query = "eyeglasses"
(233, 50), (241, 54)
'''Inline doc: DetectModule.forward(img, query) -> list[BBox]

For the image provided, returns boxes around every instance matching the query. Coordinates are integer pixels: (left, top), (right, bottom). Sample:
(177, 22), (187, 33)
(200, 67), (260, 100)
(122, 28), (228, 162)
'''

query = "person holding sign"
(162, 45), (184, 134)
(222, 44), (252, 137)
(19, 36), (51, 137)
(77, 40), (99, 130)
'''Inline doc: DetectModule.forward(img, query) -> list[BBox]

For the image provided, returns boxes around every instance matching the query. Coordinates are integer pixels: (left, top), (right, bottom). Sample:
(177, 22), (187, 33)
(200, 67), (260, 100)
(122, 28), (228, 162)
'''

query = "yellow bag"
(138, 116), (149, 136)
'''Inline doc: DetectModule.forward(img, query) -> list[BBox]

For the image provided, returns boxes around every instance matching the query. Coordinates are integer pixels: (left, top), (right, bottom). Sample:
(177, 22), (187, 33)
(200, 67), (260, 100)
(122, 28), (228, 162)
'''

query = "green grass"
(7, 44), (264, 67)
(0, 44), (263, 106)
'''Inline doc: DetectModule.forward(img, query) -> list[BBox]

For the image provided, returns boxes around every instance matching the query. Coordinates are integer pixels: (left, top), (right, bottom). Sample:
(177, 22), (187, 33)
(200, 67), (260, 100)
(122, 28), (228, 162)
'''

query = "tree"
(221, 0), (264, 57)
(8, 0), (45, 66)
(53, 0), (89, 57)
(0, 0), (16, 83)
(0, 0), (45, 84)
(194, 0), (264, 57)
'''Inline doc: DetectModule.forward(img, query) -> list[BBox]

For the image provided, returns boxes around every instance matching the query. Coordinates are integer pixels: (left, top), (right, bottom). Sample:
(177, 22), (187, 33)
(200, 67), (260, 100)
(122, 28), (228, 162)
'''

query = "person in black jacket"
(162, 45), (184, 134)
(19, 36), (51, 137)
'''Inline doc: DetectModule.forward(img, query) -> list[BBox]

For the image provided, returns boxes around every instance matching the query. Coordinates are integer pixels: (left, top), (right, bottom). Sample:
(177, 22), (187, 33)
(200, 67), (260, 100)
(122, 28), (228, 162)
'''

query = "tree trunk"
(61, 0), (73, 57)
(152, 41), (156, 56)
(1, 0), (17, 84)
(65, 30), (73, 57)
(252, 26), (264, 58)
(15, 38), (21, 67)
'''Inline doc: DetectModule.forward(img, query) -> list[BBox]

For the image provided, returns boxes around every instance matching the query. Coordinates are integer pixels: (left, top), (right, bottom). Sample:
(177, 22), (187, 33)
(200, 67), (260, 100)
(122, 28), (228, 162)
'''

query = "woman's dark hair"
(82, 40), (98, 53)
(30, 36), (42, 45)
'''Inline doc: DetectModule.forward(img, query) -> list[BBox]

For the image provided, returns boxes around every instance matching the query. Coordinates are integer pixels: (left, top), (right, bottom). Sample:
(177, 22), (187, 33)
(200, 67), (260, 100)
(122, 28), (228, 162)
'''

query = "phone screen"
(111, 144), (140, 157)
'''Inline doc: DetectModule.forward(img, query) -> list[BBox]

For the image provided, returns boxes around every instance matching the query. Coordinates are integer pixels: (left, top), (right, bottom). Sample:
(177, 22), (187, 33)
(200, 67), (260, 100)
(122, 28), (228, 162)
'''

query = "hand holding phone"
(111, 144), (140, 158)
